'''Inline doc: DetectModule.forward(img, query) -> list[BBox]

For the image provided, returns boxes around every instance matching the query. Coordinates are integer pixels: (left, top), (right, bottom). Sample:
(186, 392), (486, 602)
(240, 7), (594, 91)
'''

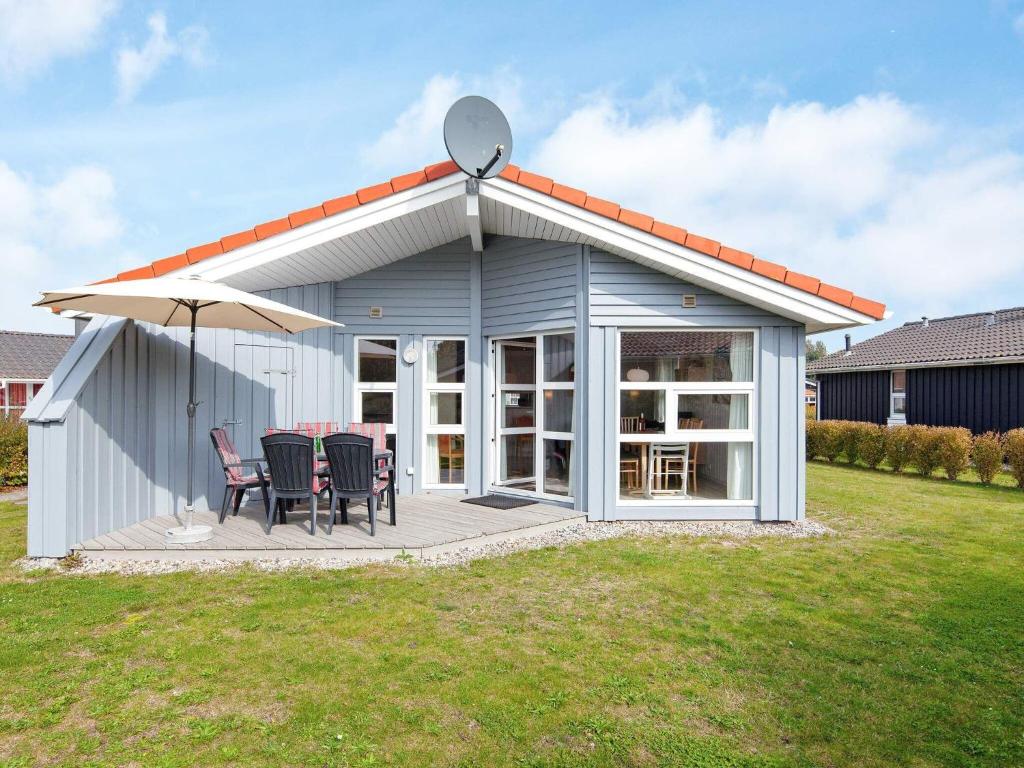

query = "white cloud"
(1014, 12), (1024, 39)
(0, 162), (122, 333)
(361, 71), (523, 171)
(527, 93), (1024, 324)
(0, 0), (118, 82)
(116, 12), (208, 103)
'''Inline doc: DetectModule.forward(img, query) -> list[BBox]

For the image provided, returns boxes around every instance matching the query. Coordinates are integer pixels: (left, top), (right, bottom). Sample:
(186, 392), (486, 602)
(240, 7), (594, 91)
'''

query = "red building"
(0, 331), (74, 418)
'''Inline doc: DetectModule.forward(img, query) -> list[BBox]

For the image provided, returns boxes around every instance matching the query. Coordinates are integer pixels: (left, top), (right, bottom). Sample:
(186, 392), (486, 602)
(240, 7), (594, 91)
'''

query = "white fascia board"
(481, 178), (878, 332)
(23, 315), (128, 423)
(172, 174), (467, 284)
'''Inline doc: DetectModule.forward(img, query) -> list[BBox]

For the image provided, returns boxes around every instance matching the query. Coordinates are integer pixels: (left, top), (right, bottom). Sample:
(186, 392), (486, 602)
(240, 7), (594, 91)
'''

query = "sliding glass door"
(492, 332), (575, 501)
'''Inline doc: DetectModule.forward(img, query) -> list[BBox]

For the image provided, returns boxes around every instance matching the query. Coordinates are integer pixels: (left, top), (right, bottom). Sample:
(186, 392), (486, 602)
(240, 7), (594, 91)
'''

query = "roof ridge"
(0, 329), (74, 338)
(88, 159), (886, 320)
(903, 306), (1024, 326)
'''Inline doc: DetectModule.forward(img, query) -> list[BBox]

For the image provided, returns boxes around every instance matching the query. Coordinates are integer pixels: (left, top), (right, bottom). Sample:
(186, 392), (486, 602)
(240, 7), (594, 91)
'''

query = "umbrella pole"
(165, 302), (213, 544)
(185, 304), (197, 529)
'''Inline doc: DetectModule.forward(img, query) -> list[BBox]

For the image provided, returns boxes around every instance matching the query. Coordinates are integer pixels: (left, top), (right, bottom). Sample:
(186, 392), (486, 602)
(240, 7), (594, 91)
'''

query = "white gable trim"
(23, 316), (128, 423)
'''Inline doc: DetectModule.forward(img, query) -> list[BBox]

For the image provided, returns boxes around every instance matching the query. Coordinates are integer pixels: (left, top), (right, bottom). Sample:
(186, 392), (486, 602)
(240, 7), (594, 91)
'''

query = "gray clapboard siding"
(589, 249), (800, 327)
(758, 325), (805, 521)
(481, 237), (579, 335)
(335, 240), (472, 334)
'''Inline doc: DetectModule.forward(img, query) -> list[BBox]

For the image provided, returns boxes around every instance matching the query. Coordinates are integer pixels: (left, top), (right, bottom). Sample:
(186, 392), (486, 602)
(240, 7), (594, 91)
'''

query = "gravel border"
(0, 488), (28, 504)
(17, 518), (832, 576)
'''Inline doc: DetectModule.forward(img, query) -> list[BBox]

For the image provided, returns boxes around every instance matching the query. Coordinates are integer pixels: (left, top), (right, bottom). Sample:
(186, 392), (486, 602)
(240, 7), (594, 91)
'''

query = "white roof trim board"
(23, 316), (128, 423)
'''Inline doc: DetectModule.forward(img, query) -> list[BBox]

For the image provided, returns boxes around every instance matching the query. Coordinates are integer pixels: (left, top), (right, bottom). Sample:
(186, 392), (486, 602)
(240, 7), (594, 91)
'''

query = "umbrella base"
(164, 524), (214, 544)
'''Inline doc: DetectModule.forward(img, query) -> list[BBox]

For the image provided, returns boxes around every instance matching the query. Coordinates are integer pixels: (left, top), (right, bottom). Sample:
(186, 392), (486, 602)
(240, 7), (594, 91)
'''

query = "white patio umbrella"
(34, 276), (342, 543)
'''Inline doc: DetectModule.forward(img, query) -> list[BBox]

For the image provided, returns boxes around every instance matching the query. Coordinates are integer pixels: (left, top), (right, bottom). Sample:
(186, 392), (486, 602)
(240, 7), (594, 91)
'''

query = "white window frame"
(0, 378), (44, 418)
(888, 369), (907, 424)
(353, 335), (398, 439)
(615, 327), (759, 507)
(490, 330), (576, 503)
(421, 336), (468, 489)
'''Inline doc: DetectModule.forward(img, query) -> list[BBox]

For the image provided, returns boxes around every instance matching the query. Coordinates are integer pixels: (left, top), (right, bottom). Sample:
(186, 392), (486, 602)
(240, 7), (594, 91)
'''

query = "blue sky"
(2, 1), (1023, 351)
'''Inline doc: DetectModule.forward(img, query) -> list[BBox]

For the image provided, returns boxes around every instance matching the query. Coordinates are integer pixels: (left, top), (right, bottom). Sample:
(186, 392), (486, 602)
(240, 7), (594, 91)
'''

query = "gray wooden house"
(23, 160), (884, 557)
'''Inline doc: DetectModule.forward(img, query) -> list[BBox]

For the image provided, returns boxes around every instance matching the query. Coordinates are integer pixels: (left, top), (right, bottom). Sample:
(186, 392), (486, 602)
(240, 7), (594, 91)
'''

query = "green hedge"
(0, 417), (28, 487)
(807, 419), (1018, 485)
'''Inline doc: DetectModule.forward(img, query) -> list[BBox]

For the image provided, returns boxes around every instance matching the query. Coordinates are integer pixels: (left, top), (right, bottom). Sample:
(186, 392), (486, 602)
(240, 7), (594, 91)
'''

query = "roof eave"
(809, 354), (1024, 374)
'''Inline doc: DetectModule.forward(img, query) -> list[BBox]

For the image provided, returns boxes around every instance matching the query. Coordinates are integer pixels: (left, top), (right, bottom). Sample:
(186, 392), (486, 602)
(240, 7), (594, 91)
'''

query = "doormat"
(461, 494), (537, 510)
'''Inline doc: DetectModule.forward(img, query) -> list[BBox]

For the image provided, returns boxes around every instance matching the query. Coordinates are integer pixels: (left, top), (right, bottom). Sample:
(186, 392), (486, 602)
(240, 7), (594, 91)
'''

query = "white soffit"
(187, 175), (468, 292)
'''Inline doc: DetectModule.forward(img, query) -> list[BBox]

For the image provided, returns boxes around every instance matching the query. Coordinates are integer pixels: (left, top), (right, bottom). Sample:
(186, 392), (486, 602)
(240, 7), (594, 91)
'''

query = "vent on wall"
(368, 306), (383, 319)
(682, 294), (697, 308)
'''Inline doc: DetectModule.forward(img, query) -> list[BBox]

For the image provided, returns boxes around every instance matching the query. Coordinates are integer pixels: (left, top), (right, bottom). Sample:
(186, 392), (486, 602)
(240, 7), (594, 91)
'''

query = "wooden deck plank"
(75, 493), (582, 556)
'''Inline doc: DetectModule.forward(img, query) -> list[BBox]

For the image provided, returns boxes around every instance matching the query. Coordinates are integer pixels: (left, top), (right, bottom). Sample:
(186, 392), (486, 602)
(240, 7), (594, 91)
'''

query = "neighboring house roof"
(808, 307), (1024, 372)
(621, 331), (743, 357)
(0, 330), (74, 380)
(91, 160), (885, 321)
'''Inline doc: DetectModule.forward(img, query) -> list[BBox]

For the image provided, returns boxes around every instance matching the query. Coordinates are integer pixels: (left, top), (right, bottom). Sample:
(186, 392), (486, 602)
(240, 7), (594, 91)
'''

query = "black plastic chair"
(322, 433), (394, 536)
(260, 432), (318, 535)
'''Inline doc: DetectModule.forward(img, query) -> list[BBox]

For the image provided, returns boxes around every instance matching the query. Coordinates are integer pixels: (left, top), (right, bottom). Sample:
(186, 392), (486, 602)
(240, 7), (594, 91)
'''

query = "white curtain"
(654, 357), (674, 425)
(567, 392), (577, 497)
(425, 434), (439, 485)
(727, 334), (754, 500)
(427, 343), (438, 383)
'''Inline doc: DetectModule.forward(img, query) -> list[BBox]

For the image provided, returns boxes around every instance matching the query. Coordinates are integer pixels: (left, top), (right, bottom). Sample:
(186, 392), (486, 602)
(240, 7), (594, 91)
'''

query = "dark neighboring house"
(0, 331), (74, 418)
(808, 307), (1024, 434)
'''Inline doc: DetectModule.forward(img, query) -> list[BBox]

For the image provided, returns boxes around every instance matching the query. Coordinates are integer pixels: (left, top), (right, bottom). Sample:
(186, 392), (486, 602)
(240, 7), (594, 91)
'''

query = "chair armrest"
(224, 459), (265, 468)
(376, 463), (395, 473)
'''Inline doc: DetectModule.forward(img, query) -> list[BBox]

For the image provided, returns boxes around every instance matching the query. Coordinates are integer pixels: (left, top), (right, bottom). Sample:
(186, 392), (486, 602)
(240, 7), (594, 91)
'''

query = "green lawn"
(0, 464), (1021, 767)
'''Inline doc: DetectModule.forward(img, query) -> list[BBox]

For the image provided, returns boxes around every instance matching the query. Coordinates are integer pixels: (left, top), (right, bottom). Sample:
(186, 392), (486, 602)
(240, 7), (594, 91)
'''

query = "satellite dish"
(443, 96), (513, 179)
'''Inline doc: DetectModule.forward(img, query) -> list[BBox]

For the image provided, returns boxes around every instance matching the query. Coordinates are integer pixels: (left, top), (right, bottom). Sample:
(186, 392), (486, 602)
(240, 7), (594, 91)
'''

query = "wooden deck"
(74, 493), (585, 561)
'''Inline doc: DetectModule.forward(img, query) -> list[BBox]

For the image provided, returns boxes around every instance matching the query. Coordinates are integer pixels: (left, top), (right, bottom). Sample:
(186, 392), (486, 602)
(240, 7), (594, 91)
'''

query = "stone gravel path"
(19, 518), (832, 576)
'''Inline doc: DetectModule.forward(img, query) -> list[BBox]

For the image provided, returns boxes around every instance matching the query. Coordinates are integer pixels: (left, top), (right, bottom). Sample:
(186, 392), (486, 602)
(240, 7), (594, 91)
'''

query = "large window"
(494, 332), (575, 499)
(423, 338), (466, 487)
(354, 337), (398, 454)
(618, 330), (756, 504)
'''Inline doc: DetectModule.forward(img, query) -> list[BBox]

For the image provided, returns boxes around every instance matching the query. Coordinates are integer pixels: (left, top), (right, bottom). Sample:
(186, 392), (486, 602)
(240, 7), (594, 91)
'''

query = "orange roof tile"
(288, 205), (326, 228)
(550, 183), (587, 207)
(96, 160), (885, 320)
(355, 182), (393, 205)
(151, 253), (188, 277)
(220, 229), (258, 252)
(254, 217), (290, 241)
(323, 194), (359, 216)
(117, 265), (155, 281)
(185, 241), (223, 264)
(684, 233), (721, 258)
(650, 221), (688, 245)
(617, 208), (654, 232)
(717, 245), (754, 270)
